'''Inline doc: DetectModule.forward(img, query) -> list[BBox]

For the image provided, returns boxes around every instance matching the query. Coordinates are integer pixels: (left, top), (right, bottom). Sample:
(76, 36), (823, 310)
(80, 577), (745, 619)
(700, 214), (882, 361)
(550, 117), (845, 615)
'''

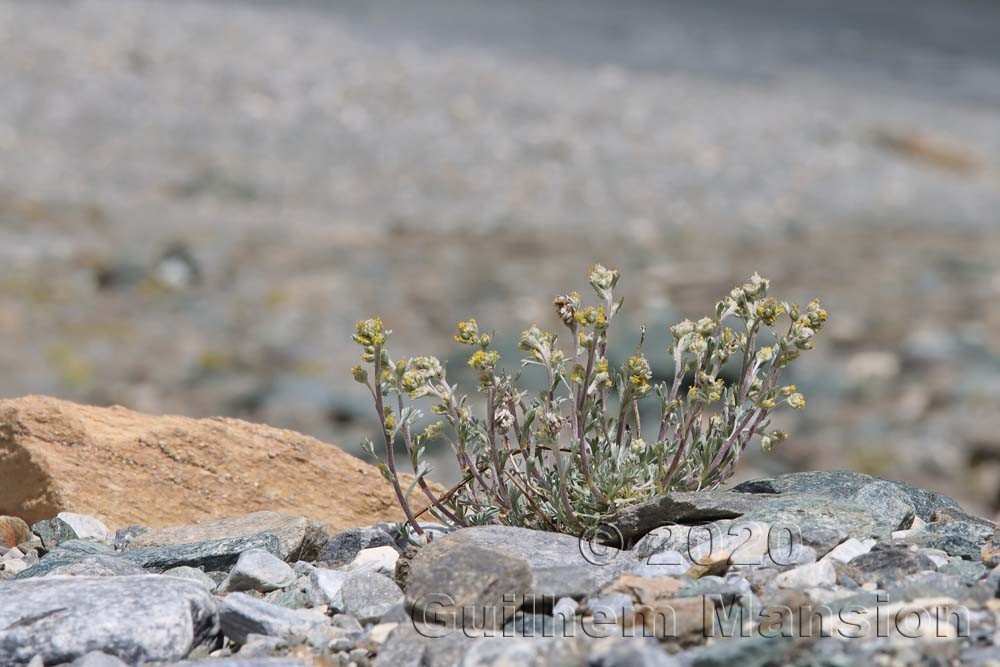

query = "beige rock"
(684, 549), (732, 579)
(0, 395), (435, 530)
(0, 516), (31, 549)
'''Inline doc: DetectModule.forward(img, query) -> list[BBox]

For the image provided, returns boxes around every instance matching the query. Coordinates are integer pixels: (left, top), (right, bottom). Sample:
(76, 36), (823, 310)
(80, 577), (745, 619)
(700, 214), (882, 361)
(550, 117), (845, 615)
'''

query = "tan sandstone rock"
(0, 395), (433, 530)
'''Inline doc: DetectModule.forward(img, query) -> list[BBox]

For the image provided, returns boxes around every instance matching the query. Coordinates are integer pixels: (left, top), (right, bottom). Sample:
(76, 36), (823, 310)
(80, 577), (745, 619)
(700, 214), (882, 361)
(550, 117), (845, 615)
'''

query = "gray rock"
(0, 575), (219, 665)
(846, 547), (936, 587)
(262, 575), (311, 609)
(986, 564), (1000, 593)
(318, 526), (397, 566)
(69, 652), (129, 667)
(223, 548), (296, 593)
(164, 566), (219, 592)
(458, 637), (553, 666)
(332, 613), (365, 638)
(850, 481), (915, 531)
(173, 659), (312, 667)
(43, 555), (148, 578)
(113, 525), (150, 551)
(406, 524), (637, 631)
(31, 516), (80, 550)
(348, 545), (399, 577)
(53, 513), (111, 543)
(219, 592), (327, 645)
(307, 568), (349, 609)
(926, 520), (996, 545)
(588, 638), (681, 667)
(406, 540), (531, 631)
(609, 484), (904, 544)
(372, 622), (468, 667)
(773, 559), (836, 588)
(902, 533), (983, 560)
(821, 537), (875, 564)
(732, 471), (965, 522)
(236, 633), (288, 657)
(123, 533), (283, 572)
(937, 559), (988, 583)
(340, 570), (404, 624)
(502, 613), (559, 638)
(685, 636), (795, 667)
(14, 540), (119, 579)
(886, 571), (996, 605)
(124, 512), (329, 562)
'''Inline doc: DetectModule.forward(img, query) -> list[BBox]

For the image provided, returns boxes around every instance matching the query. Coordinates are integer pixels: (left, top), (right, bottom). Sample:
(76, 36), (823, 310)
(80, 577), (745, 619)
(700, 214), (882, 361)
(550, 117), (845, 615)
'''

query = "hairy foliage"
(352, 267), (827, 538)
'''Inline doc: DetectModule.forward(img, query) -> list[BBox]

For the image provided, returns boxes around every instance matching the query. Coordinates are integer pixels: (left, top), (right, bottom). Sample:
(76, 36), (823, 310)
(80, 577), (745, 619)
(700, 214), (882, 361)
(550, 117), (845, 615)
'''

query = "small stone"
(332, 613), (364, 638)
(307, 568), (349, 609)
(846, 547), (936, 587)
(236, 633), (287, 657)
(113, 526), (150, 551)
(0, 516), (31, 549)
(340, 570), (404, 624)
(219, 592), (327, 645)
(263, 575), (311, 609)
(318, 526), (397, 567)
(984, 564), (1000, 593)
(458, 637), (553, 665)
(223, 548), (296, 593)
(685, 550), (731, 579)
(624, 550), (690, 578)
(938, 559), (988, 583)
(587, 637), (680, 666)
(1, 559), (28, 576)
(163, 566), (219, 592)
(329, 637), (356, 652)
(14, 540), (120, 579)
(774, 559), (836, 588)
(55, 512), (111, 543)
(31, 516), (80, 550)
(919, 548), (951, 568)
(349, 545), (399, 577)
(851, 481), (916, 531)
(366, 622), (397, 645)
(69, 652), (129, 667)
(822, 538), (875, 564)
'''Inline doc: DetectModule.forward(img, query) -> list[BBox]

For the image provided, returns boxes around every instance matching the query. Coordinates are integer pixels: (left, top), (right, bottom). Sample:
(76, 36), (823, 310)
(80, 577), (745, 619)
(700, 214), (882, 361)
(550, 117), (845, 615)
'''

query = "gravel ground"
(1, 0), (998, 518)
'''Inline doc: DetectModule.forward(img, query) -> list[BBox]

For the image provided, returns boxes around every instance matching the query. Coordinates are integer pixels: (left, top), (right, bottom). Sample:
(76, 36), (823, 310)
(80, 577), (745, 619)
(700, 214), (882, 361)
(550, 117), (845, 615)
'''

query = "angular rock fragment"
(222, 548), (296, 593)
(219, 593), (327, 646)
(125, 511), (328, 563)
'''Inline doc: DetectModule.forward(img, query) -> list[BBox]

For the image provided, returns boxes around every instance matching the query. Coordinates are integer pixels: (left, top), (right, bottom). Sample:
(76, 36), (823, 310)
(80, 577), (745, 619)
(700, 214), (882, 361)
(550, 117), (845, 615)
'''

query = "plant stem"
(372, 348), (424, 537)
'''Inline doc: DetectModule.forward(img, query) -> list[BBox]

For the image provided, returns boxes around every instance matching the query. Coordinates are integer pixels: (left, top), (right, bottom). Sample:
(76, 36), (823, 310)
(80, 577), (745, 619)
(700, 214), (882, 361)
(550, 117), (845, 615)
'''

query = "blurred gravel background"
(1, 0), (999, 519)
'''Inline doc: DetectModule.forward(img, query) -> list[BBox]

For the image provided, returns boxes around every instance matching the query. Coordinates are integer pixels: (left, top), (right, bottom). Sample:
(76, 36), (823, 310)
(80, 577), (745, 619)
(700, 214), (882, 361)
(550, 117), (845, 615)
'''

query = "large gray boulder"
(0, 575), (220, 665)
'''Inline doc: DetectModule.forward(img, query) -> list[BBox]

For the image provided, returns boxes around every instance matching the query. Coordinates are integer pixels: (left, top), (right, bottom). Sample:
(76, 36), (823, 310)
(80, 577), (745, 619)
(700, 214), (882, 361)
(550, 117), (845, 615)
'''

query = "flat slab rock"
(606, 470), (984, 543)
(123, 511), (329, 562)
(0, 575), (220, 665)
